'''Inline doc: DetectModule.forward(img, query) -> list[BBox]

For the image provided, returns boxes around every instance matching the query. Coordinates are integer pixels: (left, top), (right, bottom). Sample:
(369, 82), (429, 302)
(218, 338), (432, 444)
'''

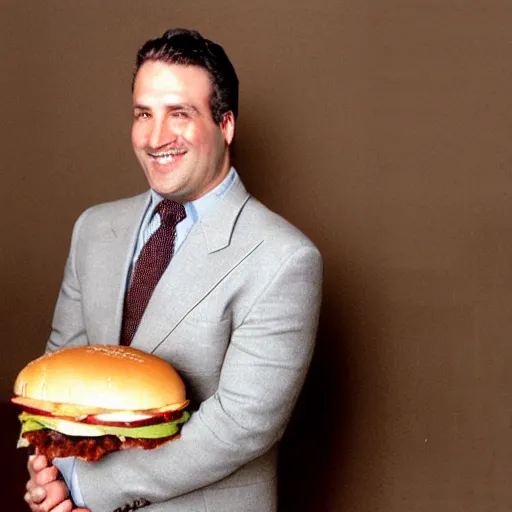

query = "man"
(24, 28), (322, 512)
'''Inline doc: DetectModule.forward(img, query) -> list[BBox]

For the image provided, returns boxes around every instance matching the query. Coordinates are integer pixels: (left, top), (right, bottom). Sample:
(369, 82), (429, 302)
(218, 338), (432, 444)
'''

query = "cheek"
(192, 130), (222, 157)
(183, 120), (217, 145)
(131, 125), (146, 149)
(180, 124), (201, 146)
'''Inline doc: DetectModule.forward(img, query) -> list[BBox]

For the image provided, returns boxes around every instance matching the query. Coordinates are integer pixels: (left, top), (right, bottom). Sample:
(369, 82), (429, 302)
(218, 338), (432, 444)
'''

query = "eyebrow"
(133, 103), (200, 114)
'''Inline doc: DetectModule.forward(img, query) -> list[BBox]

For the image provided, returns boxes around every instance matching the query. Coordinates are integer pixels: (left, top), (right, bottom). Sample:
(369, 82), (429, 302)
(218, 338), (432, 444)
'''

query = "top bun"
(13, 345), (186, 411)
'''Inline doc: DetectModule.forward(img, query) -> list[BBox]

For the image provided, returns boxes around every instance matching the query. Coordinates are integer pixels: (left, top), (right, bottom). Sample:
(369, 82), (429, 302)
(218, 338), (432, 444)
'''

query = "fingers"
(26, 498), (74, 512)
(28, 454), (50, 478)
(26, 468), (48, 506)
(26, 453), (61, 508)
(24, 479), (71, 512)
(27, 465), (60, 489)
(24, 485), (45, 506)
(25, 454), (90, 511)
(44, 498), (74, 512)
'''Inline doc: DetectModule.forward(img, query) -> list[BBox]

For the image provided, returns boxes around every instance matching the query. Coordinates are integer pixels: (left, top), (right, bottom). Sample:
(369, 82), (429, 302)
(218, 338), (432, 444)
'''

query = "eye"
(133, 111), (151, 120)
(171, 110), (189, 119)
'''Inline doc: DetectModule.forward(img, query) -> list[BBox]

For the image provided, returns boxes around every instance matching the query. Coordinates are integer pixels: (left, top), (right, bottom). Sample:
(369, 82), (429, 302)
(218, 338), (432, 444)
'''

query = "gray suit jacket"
(47, 177), (323, 512)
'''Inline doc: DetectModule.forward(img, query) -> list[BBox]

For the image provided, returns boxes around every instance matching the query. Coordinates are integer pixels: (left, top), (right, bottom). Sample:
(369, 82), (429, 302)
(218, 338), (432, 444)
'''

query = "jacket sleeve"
(74, 244), (323, 512)
(46, 209), (91, 352)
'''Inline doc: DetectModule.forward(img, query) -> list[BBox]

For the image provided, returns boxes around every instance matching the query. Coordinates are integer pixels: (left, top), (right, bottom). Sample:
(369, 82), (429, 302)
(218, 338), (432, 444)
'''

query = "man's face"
(131, 61), (234, 202)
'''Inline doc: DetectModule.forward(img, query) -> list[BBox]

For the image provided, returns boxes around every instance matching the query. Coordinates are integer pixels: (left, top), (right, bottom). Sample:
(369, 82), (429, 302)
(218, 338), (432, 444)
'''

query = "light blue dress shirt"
(53, 167), (239, 507)
(130, 165), (237, 278)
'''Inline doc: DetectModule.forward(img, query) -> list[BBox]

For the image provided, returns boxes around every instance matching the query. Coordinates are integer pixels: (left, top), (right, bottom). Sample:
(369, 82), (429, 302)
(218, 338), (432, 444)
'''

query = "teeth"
(149, 149), (187, 164)
(150, 149), (186, 158)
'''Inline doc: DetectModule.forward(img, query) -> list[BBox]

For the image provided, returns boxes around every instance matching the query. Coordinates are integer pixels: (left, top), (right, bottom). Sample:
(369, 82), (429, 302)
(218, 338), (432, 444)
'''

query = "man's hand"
(25, 454), (90, 512)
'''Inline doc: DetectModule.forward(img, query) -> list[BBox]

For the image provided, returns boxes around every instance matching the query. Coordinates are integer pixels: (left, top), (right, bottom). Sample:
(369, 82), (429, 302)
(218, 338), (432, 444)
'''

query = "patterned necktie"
(120, 199), (186, 346)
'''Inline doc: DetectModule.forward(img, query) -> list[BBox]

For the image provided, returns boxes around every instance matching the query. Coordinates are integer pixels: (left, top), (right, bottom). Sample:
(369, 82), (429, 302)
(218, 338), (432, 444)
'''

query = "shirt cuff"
(52, 457), (86, 507)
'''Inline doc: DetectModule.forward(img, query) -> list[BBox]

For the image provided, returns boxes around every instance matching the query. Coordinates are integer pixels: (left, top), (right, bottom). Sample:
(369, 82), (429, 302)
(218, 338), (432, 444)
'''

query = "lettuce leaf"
(19, 410), (190, 439)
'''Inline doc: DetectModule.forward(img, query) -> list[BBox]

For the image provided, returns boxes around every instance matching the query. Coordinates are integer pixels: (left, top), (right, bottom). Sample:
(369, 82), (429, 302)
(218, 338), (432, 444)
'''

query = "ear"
(220, 111), (235, 146)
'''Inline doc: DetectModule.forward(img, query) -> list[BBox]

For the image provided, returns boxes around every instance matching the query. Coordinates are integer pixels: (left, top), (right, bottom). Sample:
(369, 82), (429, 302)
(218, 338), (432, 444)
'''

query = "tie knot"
(156, 199), (186, 227)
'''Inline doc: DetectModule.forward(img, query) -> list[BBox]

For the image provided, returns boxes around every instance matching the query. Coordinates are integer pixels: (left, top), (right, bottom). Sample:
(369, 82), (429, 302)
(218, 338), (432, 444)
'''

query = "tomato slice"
(11, 395), (189, 427)
(81, 408), (185, 427)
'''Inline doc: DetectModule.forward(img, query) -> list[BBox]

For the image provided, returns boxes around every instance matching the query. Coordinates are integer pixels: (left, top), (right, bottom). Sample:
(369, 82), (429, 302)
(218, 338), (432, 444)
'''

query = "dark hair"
(133, 28), (239, 123)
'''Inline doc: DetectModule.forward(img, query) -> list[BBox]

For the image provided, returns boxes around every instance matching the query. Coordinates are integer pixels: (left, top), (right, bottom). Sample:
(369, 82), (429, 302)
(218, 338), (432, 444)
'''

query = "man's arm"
(73, 243), (322, 511)
(46, 209), (91, 352)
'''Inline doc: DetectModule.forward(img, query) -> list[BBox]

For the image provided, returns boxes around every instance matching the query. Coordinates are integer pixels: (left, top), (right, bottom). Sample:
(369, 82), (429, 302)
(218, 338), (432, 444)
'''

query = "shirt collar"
(148, 166), (238, 223)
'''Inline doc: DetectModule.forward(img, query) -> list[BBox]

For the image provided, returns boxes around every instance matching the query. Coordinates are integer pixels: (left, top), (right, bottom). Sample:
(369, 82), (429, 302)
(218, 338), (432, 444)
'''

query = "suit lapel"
(98, 193), (151, 346)
(130, 178), (257, 354)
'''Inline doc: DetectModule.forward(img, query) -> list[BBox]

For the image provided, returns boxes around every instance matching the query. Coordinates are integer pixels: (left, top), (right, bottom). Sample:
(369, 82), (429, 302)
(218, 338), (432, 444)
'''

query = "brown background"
(2, 1), (512, 510)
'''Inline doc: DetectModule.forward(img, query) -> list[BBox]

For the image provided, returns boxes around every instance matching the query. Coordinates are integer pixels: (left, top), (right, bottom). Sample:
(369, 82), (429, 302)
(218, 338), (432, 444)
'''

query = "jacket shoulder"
(78, 192), (148, 222)
(242, 197), (320, 252)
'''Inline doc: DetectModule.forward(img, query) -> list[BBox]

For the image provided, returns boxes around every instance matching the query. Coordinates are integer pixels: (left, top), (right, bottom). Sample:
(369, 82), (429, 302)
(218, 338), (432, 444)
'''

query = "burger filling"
(17, 410), (190, 461)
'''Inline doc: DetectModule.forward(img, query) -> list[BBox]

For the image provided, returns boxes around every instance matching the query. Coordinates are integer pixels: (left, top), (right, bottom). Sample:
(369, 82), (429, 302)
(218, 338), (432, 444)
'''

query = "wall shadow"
(277, 256), (388, 511)
(4, 402), (29, 511)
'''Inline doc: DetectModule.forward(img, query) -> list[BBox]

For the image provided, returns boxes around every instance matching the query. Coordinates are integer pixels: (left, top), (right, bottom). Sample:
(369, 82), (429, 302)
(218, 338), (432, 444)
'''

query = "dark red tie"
(120, 199), (186, 346)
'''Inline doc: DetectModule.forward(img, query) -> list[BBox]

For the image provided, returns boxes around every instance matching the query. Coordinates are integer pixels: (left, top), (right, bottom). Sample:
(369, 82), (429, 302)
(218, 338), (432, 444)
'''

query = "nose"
(148, 117), (175, 149)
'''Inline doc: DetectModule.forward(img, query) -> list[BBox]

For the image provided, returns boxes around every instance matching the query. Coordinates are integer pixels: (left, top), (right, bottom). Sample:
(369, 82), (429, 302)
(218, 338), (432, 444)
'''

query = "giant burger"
(11, 345), (190, 462)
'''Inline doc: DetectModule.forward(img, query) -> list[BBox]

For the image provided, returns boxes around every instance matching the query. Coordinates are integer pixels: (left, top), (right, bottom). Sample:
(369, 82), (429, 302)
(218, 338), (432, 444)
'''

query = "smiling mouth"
(148, 149), (187, 164)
